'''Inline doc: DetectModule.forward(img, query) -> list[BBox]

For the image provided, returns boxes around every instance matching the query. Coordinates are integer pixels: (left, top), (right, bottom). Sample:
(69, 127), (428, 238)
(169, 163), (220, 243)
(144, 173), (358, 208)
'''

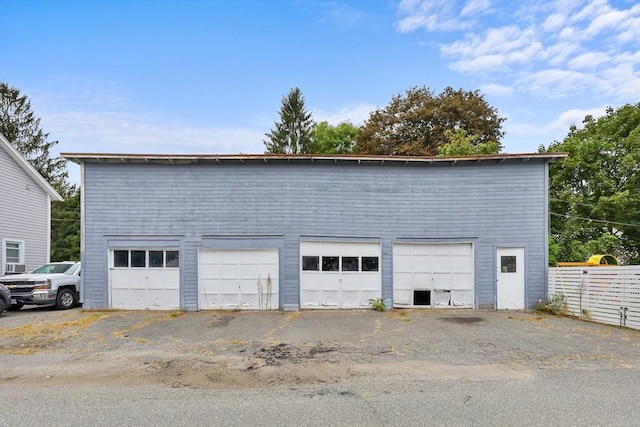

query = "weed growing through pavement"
(368, 297), (386, 311)
(537, 293), (568, 315)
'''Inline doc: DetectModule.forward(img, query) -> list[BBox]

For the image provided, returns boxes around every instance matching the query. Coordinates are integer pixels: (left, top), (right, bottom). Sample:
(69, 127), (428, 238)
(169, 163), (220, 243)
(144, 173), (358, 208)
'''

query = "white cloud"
(567, 52), (610, 69)
(460, 0), (493, 17)
(598, 62), (640, 99)
(544, 41), (582, 66)
(28, 81), (266, 157)
(541, 13), (566, 32)
(480, 83), (514, 96)
(548, 106), (609, 132)
(516, 69), (596, 99)
(43, 108), (265, 155)
(442, 26), (543, 73)
(411, 0), (639, 102)
(313, 103), (375, 126)
(502, 105), (609, 151)
(396, 0), (473, 32)
(450, 54), (507, 73)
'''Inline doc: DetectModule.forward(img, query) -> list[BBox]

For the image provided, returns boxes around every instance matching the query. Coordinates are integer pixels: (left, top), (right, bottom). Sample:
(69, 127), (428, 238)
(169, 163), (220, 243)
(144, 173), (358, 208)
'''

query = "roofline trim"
(61, 152), (568, 166)
(1, 134), (63, 201)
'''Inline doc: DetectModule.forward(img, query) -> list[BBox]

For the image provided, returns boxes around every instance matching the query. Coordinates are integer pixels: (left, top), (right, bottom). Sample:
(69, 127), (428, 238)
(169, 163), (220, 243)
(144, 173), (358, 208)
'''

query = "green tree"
(310, 121), (358, 154)
(0, 82), (80, 261)
(51, 190), (81, 261)
(545, 103), (640, 264)
(0, 82), (72, 196)
(354, 86), (505, 156)
(437, 129), (500, 156)
(264, 87), (315, 154)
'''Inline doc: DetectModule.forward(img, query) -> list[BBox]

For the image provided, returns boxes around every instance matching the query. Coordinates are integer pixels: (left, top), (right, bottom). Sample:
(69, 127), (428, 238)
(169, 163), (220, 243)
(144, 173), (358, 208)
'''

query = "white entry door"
(496, 248), (525, 309)
(198, 249), (279, 310)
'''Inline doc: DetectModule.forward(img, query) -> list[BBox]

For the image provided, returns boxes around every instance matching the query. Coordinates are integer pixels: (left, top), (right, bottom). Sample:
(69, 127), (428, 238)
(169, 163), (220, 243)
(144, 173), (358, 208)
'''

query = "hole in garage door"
(414, 290), (430, 306)
(393, 243), (474, 308)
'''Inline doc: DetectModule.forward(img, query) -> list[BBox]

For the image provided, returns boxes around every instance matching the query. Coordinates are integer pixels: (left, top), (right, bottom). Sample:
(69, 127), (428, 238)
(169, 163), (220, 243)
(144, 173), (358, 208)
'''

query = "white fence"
(548, 266), (640, 330)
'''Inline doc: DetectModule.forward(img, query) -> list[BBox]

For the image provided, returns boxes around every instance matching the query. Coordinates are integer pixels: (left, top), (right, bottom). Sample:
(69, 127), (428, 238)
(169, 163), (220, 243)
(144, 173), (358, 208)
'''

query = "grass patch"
(0, 312), (109, 355)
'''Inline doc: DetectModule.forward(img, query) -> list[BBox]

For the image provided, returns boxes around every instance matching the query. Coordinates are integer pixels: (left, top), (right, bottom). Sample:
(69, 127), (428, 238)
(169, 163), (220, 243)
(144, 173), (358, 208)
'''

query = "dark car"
(0, 283), (11, 316)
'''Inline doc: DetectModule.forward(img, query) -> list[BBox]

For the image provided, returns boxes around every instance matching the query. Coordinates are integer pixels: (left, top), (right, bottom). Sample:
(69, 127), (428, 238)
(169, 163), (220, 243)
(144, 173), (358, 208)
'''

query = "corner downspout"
(80, 162), (86, 307)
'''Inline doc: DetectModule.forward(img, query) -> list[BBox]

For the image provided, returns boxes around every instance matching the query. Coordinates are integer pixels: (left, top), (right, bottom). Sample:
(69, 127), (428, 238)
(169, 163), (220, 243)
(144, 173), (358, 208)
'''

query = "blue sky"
(0, 0), (638, 182)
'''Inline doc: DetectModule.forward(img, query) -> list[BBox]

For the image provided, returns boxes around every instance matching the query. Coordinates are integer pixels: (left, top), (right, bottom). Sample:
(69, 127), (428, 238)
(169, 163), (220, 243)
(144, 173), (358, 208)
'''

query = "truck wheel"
(0, 300), (4, 316)
(56, 288), (77, 310)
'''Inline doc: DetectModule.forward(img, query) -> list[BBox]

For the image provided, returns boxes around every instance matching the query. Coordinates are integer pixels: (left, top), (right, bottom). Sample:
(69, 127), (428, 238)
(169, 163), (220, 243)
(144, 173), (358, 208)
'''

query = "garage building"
(63, 153), (565, 311)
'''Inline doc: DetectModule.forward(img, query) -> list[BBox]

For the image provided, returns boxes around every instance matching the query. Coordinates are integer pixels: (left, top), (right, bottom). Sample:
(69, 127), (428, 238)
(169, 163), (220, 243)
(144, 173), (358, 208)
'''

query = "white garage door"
(300, 241), (381, 309)
(198, 249), (279, 310)
(109, 249), (180, 310)
(393, 243), (474, 308)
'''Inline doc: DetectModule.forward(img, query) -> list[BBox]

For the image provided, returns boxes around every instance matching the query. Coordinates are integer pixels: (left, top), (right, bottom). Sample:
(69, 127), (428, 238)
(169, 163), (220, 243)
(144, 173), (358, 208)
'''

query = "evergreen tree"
(264, 87), (315, 154)
(1, 82), (79, 261)
(0, 82), (71, 196)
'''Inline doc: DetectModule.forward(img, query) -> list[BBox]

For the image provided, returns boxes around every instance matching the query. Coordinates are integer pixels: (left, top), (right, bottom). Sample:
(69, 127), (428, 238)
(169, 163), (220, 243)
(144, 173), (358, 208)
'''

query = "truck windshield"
(31, 264), (75, 274)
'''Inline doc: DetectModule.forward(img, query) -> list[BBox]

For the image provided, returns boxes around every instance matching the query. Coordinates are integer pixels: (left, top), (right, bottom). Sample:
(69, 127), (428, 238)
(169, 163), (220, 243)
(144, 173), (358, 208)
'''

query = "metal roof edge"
(61, 152), (568, 166)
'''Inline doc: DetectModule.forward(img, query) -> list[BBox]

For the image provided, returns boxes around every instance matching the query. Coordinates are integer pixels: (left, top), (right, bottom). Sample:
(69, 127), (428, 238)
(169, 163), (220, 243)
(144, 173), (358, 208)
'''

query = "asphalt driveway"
(1, 307), (639, 426)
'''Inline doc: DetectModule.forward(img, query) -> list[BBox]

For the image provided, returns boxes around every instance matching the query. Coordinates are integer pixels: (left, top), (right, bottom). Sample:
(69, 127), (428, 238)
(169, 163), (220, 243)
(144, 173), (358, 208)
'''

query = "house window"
(3, 239), (24, 264)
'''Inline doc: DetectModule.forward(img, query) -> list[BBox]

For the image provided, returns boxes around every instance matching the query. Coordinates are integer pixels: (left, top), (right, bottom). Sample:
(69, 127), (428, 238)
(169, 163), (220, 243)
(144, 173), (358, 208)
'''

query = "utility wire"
(550, 197), (618, 212)
(550, 212), (640, 228)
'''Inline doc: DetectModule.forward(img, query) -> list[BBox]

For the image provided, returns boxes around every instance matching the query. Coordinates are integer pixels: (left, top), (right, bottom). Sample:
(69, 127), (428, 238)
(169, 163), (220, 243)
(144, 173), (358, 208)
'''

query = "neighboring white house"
(0, 133), (63, 275)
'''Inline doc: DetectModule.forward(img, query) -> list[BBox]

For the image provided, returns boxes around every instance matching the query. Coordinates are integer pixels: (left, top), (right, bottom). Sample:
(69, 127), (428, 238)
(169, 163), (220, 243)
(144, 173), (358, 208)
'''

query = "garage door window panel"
(166, 251), (179, 267)
(362, 257), (379, 272)
(342, 257), (359, 272)
(114, 250), (129, 268)
(302, 256), (319, 271)
(322, 257), (339, 272)
(149, 251), (164, 268)
(131, 250), (146, 268)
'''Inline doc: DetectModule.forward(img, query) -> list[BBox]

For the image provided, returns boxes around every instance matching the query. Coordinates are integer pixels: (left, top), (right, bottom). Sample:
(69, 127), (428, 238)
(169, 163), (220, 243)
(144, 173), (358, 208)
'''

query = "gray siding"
(81, 161), (548, 310)
(0, 144), (51, 273)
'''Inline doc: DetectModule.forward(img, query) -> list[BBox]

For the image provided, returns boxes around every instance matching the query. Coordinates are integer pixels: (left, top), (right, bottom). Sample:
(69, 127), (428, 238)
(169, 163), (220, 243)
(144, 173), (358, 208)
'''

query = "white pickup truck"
(0, 262), (81, 310)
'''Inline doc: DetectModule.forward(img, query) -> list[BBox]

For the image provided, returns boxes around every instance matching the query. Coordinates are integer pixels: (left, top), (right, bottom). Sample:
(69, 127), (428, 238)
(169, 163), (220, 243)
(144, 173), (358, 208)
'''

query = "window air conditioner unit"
(5, 263), (26, 274)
